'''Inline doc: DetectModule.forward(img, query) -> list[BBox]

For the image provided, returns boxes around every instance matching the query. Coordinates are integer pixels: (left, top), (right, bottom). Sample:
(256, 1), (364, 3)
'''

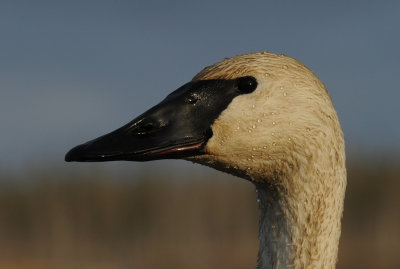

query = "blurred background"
(1, 1), (399, 268)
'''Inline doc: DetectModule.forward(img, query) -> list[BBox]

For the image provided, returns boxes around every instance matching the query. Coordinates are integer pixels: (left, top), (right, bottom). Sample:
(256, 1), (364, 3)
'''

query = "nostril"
(143, 123), (154, 132)
(132, 120), (168, 136)
(132, 122), (155, 136)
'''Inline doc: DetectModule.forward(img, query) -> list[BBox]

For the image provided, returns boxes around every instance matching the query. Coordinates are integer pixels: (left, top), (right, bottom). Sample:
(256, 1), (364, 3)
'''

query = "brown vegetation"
(0, 157), (399, 269)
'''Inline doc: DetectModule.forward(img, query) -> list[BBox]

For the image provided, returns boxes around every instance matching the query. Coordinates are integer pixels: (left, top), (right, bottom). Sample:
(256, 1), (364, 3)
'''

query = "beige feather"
(188, 52), (346, 269)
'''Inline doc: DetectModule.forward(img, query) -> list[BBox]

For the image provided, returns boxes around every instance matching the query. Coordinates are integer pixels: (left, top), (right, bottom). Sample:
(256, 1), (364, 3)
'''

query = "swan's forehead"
(193, 51), (330, 100)
(194, 51), (308, 80)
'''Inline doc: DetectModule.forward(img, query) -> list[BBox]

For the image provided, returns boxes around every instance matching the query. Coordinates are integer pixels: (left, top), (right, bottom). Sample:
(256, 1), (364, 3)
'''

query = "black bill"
(65, 76), (257, 162)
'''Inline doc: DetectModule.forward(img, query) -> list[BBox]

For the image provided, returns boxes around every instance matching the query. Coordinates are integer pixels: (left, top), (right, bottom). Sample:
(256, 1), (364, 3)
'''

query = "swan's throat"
(255, 177), (344, 269)
(256, 183), (294, 269)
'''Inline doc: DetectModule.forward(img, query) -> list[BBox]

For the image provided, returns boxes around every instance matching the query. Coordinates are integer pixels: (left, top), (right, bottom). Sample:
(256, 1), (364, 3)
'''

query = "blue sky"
(1, 1), (399, 170)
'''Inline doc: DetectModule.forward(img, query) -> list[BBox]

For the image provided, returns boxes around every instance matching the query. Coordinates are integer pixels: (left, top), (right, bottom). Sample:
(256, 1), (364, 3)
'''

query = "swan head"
(65, 51), (345, 188)
(187, 52), (345, 186)
(65, 51), (346, 268)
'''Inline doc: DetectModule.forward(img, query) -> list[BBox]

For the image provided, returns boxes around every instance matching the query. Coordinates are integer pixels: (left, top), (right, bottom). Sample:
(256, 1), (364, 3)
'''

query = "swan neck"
(256, 183), (293, 269)
(255, 179), (343, 269)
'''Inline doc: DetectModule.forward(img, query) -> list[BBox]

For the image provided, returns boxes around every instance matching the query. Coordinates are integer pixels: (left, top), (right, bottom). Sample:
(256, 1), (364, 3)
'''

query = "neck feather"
(256, 183), (293, 269)
(255, 172), (345, 269)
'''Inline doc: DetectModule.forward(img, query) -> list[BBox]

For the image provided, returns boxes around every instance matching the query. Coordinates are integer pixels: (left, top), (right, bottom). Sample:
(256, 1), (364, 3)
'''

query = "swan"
(65, 52), (346, 269)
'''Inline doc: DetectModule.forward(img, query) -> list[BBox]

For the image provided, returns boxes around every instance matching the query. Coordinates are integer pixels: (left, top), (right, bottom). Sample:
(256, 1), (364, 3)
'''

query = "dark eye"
(237, 76), (257, 94)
